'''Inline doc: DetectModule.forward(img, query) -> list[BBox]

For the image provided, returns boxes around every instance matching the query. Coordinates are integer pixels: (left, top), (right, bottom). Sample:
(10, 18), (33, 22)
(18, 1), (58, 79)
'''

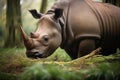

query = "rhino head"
(19, 8), (63, 59)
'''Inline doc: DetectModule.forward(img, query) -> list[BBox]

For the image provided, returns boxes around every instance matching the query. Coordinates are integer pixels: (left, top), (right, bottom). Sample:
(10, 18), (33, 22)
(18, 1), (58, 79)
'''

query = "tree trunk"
(40, 0), (47, 13)
(4, 0), (22, 47)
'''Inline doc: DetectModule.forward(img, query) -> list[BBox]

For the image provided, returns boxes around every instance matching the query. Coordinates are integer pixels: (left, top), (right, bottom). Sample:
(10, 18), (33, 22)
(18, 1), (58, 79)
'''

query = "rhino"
(19, 0), (120, 59)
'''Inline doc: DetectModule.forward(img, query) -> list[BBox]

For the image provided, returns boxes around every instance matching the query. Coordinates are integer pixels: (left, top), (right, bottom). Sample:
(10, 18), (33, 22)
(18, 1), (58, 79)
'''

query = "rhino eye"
(41, 35), (50, 46)
(43, 35), (49, 42)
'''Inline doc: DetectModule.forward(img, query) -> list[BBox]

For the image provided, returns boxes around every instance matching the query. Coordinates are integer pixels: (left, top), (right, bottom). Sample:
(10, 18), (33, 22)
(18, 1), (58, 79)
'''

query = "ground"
(0, 47), (120, 80)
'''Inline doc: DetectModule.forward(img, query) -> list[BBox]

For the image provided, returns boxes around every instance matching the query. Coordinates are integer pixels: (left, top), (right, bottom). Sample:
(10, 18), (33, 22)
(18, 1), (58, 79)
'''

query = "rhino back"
(49, 0), (120, 49)
(95, 3), (120, 48)
(69, 0), (101, 38)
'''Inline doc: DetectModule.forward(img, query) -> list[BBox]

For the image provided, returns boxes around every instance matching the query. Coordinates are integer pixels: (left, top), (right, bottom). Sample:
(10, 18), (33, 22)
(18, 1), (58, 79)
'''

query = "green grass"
(46, 48), (71, 61)
(0, 47), (70, 74)
(19, 62), (120, 80)
(19, 62), (84, 80)
(0, 47), (120, 80)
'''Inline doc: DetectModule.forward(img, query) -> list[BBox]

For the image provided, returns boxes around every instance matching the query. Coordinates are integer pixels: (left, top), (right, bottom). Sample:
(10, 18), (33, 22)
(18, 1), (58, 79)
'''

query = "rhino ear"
(29, 9), (43, 19)
(54, 8), (63, 20)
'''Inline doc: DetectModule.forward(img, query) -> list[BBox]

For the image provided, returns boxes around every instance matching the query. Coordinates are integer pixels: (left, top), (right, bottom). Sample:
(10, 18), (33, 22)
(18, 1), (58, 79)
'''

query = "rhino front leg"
(78, 39), (96, 58)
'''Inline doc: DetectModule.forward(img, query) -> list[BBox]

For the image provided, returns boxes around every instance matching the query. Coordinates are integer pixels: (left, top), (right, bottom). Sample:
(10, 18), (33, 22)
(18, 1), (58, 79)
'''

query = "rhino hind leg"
(78, 39), (96, 58)
(101, 48), (117, 55)
(100, 42), (119, 55)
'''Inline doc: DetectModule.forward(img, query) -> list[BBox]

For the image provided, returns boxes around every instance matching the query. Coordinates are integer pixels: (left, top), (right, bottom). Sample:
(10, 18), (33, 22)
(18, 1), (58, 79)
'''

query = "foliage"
(19, 57), (120, 80)
(1, 47), (120, 80)
(47, 48), (71, 61)
(19, 63), (83, 80)
(0, 47), (70, 74)
(0, 72), (16, 80)
(86, 62), (120, 80)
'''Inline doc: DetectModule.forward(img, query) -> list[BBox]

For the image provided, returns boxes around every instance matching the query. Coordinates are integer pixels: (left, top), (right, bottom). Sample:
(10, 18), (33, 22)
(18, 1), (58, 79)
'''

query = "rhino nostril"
(34, 52), (40, 56)
(34, 52), (43, 57)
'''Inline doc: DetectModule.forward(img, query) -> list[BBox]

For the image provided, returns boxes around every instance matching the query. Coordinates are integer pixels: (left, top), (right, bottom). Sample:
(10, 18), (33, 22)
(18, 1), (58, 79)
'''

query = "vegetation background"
(0, 0), (120, 80)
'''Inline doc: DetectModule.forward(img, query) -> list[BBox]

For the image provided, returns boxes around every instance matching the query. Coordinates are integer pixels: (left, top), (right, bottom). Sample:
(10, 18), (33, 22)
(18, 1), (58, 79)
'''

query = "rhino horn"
(19, 25), (29, 41)
(19, 25), (33, 49)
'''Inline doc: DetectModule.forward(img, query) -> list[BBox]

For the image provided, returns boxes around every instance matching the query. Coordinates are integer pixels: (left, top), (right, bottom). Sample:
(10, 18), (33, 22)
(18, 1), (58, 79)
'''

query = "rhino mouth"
(26, 51), (46, 59)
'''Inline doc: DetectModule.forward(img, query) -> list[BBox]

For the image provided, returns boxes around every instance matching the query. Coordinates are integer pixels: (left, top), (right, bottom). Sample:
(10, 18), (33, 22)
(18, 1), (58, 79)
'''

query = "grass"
(0, 47), (70, 75)
(0, 47), (120, 80)
(0, 48), (28, 74)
